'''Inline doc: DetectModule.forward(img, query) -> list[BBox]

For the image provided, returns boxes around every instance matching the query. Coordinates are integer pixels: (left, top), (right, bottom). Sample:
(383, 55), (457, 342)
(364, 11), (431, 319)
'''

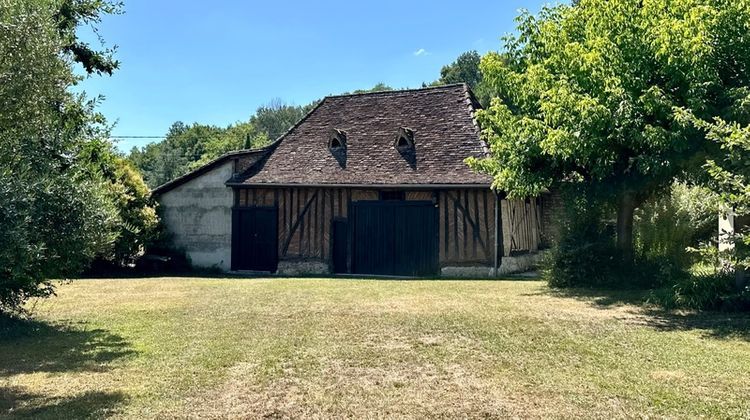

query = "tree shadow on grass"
(541, 287), (651, 308)
(0, 386), (126, 419)
(534, 287), (750, 341)
(636, 308), (750, 341)
(0, 317), (137, 375)
(0, 317), (135, 418)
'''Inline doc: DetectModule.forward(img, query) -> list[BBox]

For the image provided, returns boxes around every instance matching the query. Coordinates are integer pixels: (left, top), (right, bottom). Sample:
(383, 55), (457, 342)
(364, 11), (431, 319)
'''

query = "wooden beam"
(281, 190), (320, 257)
(446, 191), (487, 255)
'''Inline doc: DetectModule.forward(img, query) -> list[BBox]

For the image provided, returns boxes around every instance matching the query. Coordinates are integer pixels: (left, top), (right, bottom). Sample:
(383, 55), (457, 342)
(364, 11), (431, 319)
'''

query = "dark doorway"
(232, 206), (278, 272)
(350, 201), (438, 276)
(331, 218), (348, 273)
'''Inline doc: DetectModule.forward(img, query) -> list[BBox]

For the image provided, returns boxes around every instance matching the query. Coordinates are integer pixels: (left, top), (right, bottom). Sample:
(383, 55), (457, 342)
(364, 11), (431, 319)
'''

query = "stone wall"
(276, 259), (331, 276)
(158, 162), (234, 271)
(440, 252), (546, 278)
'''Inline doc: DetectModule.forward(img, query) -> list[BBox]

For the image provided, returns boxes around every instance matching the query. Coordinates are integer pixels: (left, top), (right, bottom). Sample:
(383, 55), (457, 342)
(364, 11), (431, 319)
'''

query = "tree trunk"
(616, 191), (637, 261)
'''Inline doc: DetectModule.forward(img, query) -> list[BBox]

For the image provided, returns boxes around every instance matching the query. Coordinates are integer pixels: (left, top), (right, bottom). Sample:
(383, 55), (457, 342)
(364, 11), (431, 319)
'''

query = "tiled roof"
(233, 84), (492, 186)
(151, 149), (268, 195)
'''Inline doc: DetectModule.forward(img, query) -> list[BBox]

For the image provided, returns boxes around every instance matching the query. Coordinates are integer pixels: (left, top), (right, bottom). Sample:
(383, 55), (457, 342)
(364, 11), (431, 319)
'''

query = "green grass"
(1, 278), (749, 419)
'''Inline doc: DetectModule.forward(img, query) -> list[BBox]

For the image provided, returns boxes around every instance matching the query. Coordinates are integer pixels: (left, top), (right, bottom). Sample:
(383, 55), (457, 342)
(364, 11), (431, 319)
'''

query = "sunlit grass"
(1, 278), (749, 418)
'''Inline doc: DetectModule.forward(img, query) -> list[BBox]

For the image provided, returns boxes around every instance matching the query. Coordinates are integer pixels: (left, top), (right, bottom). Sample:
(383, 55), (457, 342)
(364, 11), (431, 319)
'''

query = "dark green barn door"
(351, 201), (438, 276)
(331, 219), (348, 274)
(232, 206), (278, 272)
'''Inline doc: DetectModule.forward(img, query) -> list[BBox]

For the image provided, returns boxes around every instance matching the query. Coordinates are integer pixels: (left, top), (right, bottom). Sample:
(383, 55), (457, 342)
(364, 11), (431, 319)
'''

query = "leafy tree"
(79, 139), (159, 265)
(468, 0), (750, 261)
(193, 121), (256, 167)
(250, 99), (315, 141)
(432, 51), (490, 105)
(685, 111), (750, 274)
(349, 83), (393, 94)
(0, 0), (123, 313)
(129, 101), (315, 188)
(436, 51), (482, 88)
(54, 0), (122, 75)
(128, 122), (223, 187)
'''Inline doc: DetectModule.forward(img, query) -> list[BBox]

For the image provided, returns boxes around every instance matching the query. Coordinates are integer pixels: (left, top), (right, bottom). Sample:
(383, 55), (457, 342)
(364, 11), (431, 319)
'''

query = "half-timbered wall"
(235, 187), (542, 268)
(501, 199), (542, 256)
(237, 187), (368, 262)
(436, 190), (541, 264)
(439, 189), (494, 264)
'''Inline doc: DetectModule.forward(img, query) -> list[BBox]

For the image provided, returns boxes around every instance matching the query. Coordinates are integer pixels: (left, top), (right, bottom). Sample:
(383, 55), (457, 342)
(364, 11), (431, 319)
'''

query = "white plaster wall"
(158, 162), (234, 271)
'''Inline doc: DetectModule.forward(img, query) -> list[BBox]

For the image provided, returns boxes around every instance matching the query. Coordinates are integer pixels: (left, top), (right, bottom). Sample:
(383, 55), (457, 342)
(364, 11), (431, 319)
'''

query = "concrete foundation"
(441, 252), (545, 278)
(158, 162), (235, 271)
(269, 254), (545, 278)
(276, 259), (331, 276)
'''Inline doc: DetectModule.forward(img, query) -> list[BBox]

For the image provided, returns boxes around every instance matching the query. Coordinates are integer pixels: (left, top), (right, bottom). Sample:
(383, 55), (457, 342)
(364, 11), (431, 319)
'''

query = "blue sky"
(76, 1), (553, 152)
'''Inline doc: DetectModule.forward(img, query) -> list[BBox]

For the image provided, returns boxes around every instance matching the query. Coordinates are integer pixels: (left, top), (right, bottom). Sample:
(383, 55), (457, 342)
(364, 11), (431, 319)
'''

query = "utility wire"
(110, 131), (288, 140)
(110, 135), (166, 139)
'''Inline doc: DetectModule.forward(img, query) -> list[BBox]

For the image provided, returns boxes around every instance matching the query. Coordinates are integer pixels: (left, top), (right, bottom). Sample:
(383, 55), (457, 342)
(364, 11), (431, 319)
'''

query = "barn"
(153, 84), (553, 277)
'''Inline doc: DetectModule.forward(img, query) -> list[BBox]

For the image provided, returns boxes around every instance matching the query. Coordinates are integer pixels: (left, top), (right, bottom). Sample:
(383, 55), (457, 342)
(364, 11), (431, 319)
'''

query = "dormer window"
(395, 127), (415, 151)
(329, 129), (347, 150)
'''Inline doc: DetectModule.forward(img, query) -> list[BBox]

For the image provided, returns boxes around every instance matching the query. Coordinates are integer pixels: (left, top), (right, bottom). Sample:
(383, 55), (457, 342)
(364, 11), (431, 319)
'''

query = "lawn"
(1, 278), (749, 419)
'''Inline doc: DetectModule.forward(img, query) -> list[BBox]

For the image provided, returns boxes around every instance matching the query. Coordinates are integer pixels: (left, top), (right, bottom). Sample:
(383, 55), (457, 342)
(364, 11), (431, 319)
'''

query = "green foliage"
(79, 139), (159, 264)
(543, 189), (629, 288)
(635, 183), (721, 269)
(54, 0), (123, 75)
(678, 106), (750, 270)
(547, 182), (749, 310)
(249, 100), (315, 143)
(0, 0), (131, 313)
(129, 101), (314, 188)
(469, 0), (750, 259)
(0, 170), (119, 313)
(471, 0), (748, 196)
(348, 83), (393, 95)
(108, 159), (158, 263)
(544, 228), (622, 289)
(437, 51), (482, 87)
(654, 243), (750, 311)
(433, 51), (490, 105)
(649, 268), (745, 310)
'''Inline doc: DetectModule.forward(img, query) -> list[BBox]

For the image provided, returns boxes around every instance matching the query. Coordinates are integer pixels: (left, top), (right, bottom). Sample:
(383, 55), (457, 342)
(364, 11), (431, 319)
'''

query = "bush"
(543, 186), (661, 289)
(635, 183), (720, 270)
(0, 1), (123, 315)
(650, 268), (749, 311)
(80, 141), (160, 267)
(542, 188), (607, 287)
(0, 171), (119, 314)
(543, 182), (727, 292)
(544, 225), (622, 288)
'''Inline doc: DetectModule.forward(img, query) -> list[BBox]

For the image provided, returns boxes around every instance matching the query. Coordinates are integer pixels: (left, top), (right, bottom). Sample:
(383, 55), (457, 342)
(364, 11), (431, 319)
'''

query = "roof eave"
(225, 182), (493, 189)
(151, 148), (269, 196)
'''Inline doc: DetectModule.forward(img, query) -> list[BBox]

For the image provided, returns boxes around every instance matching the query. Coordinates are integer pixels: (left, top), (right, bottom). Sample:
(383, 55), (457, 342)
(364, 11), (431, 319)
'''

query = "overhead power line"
(110, 135), (166, 139)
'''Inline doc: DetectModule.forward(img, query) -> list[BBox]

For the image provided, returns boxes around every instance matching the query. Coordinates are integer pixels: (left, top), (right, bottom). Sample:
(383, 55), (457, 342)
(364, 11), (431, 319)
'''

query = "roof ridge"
(219, 97), (327, 156)
(323, 83), (468, 100)
(151, 148), (269, 195)
(209, 85), (471, 183)
(460, 84), (489, 156)
(202, 84), (471, 158)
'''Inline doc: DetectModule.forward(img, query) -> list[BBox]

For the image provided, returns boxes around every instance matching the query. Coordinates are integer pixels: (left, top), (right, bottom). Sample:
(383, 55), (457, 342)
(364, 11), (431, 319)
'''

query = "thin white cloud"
(413, 48), (430, 57)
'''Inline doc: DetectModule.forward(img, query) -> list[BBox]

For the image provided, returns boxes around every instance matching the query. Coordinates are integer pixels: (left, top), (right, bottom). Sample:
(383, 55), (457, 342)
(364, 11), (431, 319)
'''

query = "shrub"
(542, 187), (641, 288)
(649, 269), (743, 310)
(80, 141), (160, 267)
(544, 226), (622, 288)
(635, 183), (720, 271)
(0, 0), (123, 314)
